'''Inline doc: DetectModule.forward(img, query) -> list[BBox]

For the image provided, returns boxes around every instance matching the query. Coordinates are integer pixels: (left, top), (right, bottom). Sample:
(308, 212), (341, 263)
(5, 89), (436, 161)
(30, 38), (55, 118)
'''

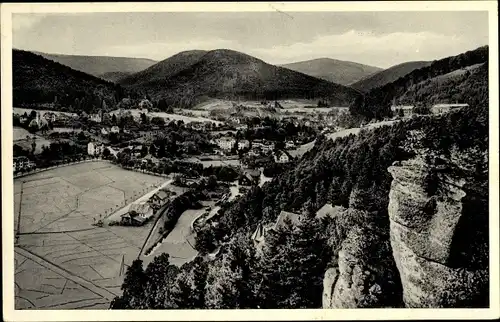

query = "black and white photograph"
(1, 1), (499, 320)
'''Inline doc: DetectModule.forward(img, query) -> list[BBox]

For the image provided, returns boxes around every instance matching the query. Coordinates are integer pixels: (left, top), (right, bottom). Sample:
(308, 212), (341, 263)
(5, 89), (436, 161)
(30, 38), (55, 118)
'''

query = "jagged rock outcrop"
(322, 203), (403, 308)
(322, 267), (339, 307)
(388, 157), (489, 307)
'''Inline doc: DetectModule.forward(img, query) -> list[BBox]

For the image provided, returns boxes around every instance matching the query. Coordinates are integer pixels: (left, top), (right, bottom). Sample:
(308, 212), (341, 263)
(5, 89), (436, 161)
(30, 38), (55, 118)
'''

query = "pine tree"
(118, 259), (147, 309)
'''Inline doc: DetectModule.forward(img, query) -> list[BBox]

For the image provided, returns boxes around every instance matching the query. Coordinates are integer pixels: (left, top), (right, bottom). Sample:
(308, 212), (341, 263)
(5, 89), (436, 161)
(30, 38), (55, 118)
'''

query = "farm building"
(431, 103), (469, 114)
(121, 201), (154, 226)
(149, 189), (172, 209)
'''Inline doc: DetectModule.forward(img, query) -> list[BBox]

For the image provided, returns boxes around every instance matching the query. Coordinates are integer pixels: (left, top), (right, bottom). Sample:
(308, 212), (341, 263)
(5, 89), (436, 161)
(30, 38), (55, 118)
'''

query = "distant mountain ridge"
(32, 51), (157, 81)
(120, 49), (361, 108)
(280, 58), (382, 85)
(351, 61), (432, 92)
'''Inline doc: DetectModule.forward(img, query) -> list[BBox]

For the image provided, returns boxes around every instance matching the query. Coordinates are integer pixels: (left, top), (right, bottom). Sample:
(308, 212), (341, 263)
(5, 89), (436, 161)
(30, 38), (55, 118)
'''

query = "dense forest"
(349, 46), (488, 120)
(13, 50), (124, 113)
(111, 96), (488, 308)
(120, 49), (361, 108)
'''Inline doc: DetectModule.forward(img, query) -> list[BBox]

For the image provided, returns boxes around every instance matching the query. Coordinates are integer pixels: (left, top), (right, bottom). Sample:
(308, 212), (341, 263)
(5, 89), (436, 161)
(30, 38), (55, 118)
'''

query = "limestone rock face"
(388, 158), (488, 307)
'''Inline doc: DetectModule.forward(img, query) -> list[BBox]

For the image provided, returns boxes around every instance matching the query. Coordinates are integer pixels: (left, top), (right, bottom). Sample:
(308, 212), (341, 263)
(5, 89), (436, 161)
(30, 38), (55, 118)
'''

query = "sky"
(12, 11), (489, 68)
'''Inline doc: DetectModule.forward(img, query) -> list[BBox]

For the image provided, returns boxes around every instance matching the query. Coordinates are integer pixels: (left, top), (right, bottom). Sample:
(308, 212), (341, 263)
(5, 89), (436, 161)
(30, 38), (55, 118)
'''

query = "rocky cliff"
(323, 150), (489, 308)
(322, 196), (403, 308)
(388, 156), (488, 307)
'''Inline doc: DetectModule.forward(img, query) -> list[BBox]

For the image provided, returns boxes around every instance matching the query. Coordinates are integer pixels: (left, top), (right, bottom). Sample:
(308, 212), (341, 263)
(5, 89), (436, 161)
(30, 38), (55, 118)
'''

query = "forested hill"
(34, 51), (157, 80)
(350, 61), (431, 92)
(280, 58), (382, 85)
(120, 49), (361, 108)
(111, 101), (488, 309)
(349, 45), (489, 120)
(13, 50), (123, 113)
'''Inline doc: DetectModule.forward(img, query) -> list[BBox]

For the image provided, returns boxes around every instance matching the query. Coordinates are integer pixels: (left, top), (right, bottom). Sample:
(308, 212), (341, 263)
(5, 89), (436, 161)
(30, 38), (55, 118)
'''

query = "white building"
(110, 126), (120, 133)
(391, 105), (414, 117)
(237, 140), (250, 150)
(431, 103), (469, 114)
(261, 142), (275, 153)
(90, 110), (103, 123)
(139, 99), (153, 112)
(285, 141), (296, 149)
(29, 112), (49, 129)
(101, 128), (109, 135)
(13, 156), (35, 172)
(216, 137), (236, 151)
(87, 142), (103, 156)
(43, 112), (57, 123)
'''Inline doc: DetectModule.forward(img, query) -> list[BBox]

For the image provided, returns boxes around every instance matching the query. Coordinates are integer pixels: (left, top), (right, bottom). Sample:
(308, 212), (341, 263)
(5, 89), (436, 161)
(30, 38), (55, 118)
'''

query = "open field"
(289, 120), (397, 158)
(14, 139), (53, 155)
(109, 109), (222, 125)
(140, 207), (201, 267)
(13, 127), (53, 154)
(13, 107), (77, 118)
(14, 161), (167, 309)
(184, 157), (241, 168)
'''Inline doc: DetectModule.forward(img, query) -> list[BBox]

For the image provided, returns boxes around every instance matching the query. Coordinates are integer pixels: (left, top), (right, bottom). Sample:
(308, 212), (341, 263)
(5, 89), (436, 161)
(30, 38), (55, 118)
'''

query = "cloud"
(252, 30), (488, 67)
(99, 38), (242, 60)
(12, 14), (45, 31)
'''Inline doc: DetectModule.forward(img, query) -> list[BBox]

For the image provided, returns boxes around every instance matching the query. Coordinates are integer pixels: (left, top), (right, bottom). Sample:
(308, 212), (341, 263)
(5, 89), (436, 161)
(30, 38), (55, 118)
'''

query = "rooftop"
(315, 203), (346, 220)
(432, 103), (469, 108)
(274, 210), (304, 230)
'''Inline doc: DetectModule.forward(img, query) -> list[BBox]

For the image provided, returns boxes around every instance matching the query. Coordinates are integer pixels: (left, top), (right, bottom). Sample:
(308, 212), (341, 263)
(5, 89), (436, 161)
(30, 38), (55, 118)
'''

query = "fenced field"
(14, 161), (166, 309)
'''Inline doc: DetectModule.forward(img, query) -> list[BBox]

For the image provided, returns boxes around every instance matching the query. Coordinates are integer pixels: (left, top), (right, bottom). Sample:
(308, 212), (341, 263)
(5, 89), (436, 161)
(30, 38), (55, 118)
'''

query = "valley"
(10, 24), (491, 311)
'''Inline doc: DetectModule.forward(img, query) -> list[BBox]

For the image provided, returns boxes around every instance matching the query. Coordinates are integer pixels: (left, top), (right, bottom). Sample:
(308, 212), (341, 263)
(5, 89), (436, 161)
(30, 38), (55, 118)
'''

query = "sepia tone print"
(8, 8), (492, 311)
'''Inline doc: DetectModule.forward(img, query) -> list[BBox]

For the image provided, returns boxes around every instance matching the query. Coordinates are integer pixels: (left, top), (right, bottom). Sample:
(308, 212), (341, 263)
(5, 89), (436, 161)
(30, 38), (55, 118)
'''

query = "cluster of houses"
(120, 188), (173, 226)
(391, 103), (469, 117)
(100, 126), (121, 135)
(211, 136), (292, 163)
(17, 111), (59, 130)
(13, 156), (36, 173)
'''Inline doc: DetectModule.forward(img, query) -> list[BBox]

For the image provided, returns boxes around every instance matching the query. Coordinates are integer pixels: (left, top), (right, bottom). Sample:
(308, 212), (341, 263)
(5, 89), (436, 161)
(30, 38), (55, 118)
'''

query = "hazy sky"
(13, 11), (488, 68)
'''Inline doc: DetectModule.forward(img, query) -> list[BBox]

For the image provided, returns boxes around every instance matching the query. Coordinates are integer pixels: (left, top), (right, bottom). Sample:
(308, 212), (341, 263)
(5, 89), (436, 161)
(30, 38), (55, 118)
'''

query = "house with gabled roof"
(274, 149), (291, 163)
(149, 189), (172, 210)
(121, 201), (153, 226)
(251, 210), (305, 254)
